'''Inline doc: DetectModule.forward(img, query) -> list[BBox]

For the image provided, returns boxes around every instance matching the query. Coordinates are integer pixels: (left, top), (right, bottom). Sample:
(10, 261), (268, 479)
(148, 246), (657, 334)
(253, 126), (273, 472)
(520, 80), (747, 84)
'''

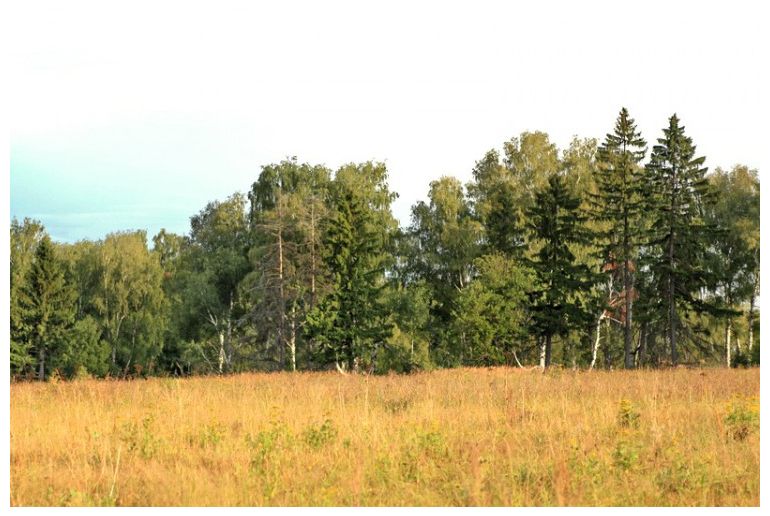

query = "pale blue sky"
(9, 0), (768, 243)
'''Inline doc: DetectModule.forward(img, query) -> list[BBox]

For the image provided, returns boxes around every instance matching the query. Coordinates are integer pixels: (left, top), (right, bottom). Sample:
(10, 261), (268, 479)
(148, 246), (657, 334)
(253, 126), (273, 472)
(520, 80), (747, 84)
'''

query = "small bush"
(725, 397), (759, 441)
(245, 421), (293, 474)
(381, 397), (413, 415)
(613, 440), (639, 471)
(195, 422), (226, 449)
(120, 415), (161, 459)
(617, 399), (640, 429)
(303, 419), (338, 450)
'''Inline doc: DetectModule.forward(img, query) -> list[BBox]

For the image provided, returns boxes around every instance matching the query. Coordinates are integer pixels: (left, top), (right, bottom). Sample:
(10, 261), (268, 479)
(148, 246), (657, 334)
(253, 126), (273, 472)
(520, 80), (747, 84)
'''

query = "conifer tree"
(485, 181), (527, 258)
(527, 174), (593, 368)
(16, 236), (76, 380)
(593, 108), (647, 368)
(645, 114), (716, 365)
(305, 180), (393, 372)
(10, 218), (47, 377)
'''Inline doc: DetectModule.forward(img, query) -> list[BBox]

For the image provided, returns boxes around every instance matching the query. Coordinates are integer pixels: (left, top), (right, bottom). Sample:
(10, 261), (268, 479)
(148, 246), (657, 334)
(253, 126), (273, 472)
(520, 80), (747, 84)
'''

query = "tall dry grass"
(10, 367), (759, 506)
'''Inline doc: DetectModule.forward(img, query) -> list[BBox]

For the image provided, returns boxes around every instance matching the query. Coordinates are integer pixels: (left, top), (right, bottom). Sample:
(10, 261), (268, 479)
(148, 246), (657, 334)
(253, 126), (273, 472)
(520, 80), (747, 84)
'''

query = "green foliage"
(164, 194), (249, 373)
(612, 439), (640, 471)
(379, 283), (432, 373)
(407, 176), (483, 364)
(245, 420), (294, 474)
(303, 419), (338, 449)
(593, 108), (647, 369)
(193, 422), (226, 449)
(527, 174), (595, 366)
(10, 340), (35, 379)
(399, 428), (448, 482)
(7, 115), (761, 378)
(52, 316), (110, 378)
(705, 165), (760, 366)
(10, 219), (47, 372)
(724, 397), (759, 441)
(120, 415), (162, 459)
(89, 231), (168, 375)
(14, 235), (77, 380)
(503, 131), (560, 209)
(450, 254), (532, 365)
(378, 326), (432, 374)
(644, 115), (719, 364)
(617, 398), (640, 429)
(750, 341), (760, 365)
(242, 158), (332, 370)
(305, 164), (396, 371)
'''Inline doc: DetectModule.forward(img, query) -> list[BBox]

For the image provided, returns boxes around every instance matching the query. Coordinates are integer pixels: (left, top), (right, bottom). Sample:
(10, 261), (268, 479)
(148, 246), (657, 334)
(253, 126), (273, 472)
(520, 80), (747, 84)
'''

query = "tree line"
(10, 109), (760, 380)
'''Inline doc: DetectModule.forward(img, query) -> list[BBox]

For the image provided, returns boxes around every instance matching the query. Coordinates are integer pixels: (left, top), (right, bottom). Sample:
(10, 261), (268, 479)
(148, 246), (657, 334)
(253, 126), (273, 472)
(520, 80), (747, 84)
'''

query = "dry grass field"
(10, 367), (759, 506)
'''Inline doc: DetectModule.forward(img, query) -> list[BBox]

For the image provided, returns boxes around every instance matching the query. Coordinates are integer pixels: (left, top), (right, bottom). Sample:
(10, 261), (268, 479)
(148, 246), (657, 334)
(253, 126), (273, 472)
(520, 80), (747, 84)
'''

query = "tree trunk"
(604, 316), (612, 369)
(277, 205), (286, 369)
(218, 332), (225, 375)
(748, 265), (758, 352)
(310, 201), (317, 309)
(289, 302), (297, 372)
(225, 294), (233, 371)
(668, 168), (678, 366)
(539, 337), (546, 370)
(544, 334), (552, 369)
(37, 343), (46, 381)
(623, 256), (634, 369)
(637, 321), (648, 368)
(725, 318), (732, 368)
(622, 137), (635, 369)
(590, 312), (605, 370)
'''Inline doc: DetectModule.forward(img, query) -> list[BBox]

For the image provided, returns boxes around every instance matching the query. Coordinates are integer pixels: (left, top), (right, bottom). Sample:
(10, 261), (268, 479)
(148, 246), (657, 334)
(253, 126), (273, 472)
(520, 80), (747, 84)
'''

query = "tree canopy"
(9, 110), (761, 378)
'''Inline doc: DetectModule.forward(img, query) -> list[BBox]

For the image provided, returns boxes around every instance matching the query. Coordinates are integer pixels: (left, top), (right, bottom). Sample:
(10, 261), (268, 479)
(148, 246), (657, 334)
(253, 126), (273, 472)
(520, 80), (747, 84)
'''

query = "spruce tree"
(527, 174), (594, 368)
(593, 108), (647, 368)
(485, 181), (527, 258)
(645, 114), (716, 365)
(305, 185), (393, 372)
(16, 236), (76, 380)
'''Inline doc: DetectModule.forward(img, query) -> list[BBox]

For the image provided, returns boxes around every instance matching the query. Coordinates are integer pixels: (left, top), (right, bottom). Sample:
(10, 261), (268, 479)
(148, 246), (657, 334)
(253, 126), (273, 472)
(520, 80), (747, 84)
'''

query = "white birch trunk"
(218, 332), (225, 375)
(289, 303), (297, 372)
(539, 339), (546, 370)
(591, 312), (605, 370)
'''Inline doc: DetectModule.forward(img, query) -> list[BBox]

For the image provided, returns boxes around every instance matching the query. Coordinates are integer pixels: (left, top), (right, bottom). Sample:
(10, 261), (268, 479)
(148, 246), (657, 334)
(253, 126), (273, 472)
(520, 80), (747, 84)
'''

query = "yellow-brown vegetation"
(10, 367), (759, 506)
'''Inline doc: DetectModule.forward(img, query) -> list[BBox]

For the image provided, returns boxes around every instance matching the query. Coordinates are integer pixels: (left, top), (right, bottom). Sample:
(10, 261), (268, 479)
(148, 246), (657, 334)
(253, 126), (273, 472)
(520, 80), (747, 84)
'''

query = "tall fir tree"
(10, 218), (47, 377)
(645, 114), (717, 365)
(304, 182), (393, 372)
(593, 108), (647, 368)
(526, 174), (594, 368)
(16, 236), (76, 380)
(484, 181), (527, 258)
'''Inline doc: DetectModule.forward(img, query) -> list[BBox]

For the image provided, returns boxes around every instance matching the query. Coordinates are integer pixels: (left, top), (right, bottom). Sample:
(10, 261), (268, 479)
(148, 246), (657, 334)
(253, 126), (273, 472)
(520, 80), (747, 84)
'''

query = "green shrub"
(725, 397), (759, 441)
(617, 398), (640, 429)
(303, 419), (337, 450)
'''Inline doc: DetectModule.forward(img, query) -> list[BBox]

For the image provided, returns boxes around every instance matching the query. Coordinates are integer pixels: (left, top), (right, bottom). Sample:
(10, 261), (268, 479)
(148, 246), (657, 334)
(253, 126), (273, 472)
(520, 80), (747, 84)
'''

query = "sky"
(7, 0), (769, 243)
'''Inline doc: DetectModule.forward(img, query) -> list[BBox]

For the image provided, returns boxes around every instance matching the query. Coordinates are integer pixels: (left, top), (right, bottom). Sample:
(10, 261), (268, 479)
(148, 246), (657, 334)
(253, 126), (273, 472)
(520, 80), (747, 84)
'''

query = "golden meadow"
(10, 367), (759, 506)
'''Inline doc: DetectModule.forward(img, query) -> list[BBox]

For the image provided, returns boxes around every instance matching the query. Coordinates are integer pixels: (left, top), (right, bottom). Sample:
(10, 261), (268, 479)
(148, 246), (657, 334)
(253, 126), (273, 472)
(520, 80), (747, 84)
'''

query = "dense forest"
(10, 109), (760, 380)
